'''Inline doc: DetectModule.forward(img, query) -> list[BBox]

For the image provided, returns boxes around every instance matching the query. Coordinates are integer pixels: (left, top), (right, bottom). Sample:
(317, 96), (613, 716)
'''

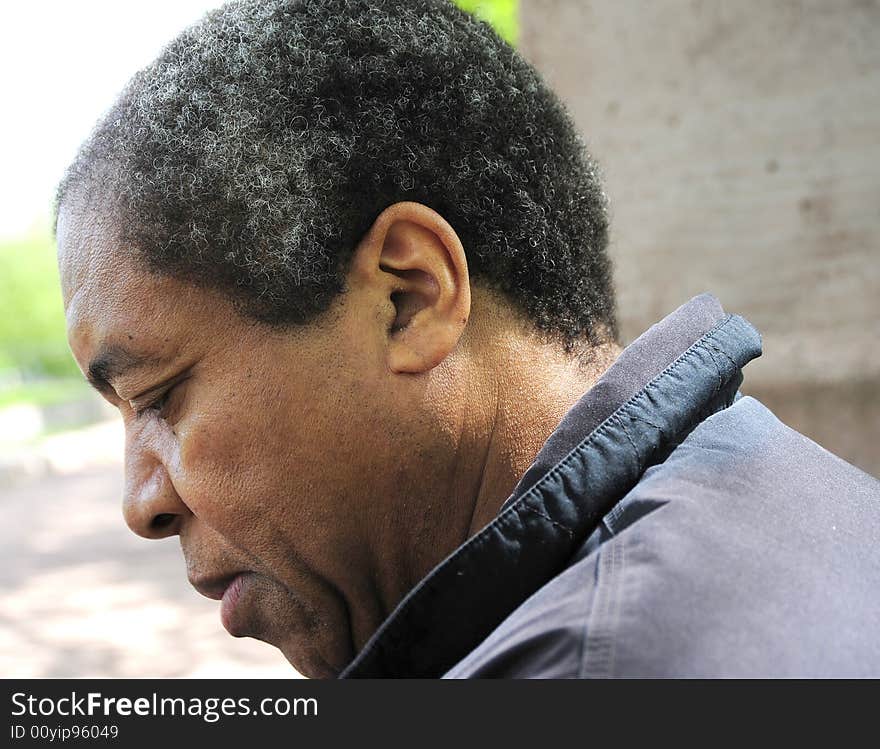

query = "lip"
(188, 570), (255, 636)
(189, 573), (241, 602)
(220, 573), (250, 635)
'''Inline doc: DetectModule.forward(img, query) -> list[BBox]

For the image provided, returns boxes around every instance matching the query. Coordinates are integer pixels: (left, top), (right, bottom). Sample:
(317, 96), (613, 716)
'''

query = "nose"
(122, 430), (190, 540)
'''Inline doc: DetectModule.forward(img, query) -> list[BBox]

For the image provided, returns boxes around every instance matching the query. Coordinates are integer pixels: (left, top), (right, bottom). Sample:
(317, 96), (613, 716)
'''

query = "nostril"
(151, 513), (176, 531)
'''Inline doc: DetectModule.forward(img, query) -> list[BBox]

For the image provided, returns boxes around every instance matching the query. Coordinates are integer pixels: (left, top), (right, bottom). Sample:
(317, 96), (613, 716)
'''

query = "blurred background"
(519, 0), (879, 477)
(1, 0), (876, 678)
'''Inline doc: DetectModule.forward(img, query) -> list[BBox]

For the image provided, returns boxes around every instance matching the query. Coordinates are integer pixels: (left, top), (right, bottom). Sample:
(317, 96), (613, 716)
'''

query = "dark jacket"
(340, 293), (880, 678)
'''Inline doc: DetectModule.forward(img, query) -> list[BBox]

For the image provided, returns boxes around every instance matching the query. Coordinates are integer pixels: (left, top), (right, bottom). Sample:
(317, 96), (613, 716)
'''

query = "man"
(54, 0), (879, 678)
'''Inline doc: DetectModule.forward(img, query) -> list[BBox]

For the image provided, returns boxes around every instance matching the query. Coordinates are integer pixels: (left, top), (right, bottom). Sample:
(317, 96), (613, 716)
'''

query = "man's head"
(55, 0), (618, 677)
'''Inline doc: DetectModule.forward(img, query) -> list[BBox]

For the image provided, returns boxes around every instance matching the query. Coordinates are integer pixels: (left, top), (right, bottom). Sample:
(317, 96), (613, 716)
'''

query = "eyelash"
(134, 387), (174, 420)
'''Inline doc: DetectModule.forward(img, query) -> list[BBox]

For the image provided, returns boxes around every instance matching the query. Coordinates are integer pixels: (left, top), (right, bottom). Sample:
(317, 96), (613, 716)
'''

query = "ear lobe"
(353, 202), (470, 374)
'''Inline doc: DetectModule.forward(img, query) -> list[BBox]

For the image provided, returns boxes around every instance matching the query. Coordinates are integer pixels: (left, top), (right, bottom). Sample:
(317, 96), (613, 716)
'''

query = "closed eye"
(130, 371), (191, 421)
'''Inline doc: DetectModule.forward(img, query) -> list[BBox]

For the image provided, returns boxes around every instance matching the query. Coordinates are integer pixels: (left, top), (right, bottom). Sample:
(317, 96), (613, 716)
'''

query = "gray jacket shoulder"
(445, 397), (880, 678)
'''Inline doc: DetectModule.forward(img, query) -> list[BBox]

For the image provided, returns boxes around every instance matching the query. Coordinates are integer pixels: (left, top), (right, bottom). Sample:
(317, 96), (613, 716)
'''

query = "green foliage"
(454, 0), (519, 45)
(0, 228), (79, 379)
(0, 378), (90, 409)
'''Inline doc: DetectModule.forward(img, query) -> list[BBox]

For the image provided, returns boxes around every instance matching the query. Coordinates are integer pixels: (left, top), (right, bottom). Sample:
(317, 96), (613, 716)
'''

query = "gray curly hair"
(55, 0), (617, 348)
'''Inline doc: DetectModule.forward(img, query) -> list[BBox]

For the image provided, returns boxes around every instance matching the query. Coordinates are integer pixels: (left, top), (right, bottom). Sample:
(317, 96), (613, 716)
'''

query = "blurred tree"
(0, 231), (78, 380)
(455, 0), (519, 45)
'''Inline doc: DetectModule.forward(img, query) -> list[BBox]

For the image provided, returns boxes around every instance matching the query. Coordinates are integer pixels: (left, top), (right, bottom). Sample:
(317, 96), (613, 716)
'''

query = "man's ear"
(350, 201), (471, 374)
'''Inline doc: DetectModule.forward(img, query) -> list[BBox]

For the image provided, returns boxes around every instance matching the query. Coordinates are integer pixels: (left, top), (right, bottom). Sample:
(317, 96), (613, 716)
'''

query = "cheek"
(175, 405), (282, 530)
(171, 365), (381, 560)
(172, 384), (332, 543)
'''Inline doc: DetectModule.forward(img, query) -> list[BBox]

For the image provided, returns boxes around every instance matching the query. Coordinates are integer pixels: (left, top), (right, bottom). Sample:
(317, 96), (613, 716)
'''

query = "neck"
(366, 295), (620, 636)
(463, 336), (621, 535)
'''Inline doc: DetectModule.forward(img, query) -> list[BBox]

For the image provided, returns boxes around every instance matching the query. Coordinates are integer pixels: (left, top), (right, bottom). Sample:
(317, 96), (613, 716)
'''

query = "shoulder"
(446, 397), (880, 678)
(657, 394), (878, 500)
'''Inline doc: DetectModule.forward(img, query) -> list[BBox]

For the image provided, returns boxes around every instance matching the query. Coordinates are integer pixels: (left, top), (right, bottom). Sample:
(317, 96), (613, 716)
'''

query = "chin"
(279, 642), (343, 679)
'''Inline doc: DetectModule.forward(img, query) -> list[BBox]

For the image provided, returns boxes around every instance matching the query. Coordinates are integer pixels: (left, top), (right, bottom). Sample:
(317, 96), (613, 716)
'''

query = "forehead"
(56, 203), (115, 310)
(56, 204), (211, 365)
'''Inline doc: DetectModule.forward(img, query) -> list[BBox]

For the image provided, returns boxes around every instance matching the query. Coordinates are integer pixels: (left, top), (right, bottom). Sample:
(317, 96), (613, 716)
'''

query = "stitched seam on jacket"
(580, 535), (626, 678)
(433, 314), (739, 580)
(706, 341), (739, 371)
(516, 504), (575, 538)
(508, 313), (738, 511)
(629, 414), (666, 435)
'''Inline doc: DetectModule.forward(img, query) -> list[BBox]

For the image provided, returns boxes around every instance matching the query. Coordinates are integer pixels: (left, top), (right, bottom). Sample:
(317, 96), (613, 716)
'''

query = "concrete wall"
(520, 0), (880, 476)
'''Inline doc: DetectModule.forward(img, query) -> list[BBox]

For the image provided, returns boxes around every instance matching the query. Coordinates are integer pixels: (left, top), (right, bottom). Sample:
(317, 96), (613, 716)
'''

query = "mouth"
(220, 573), (250, 635)
(190, 568), (344, 677)
(189, 571), (252, 636)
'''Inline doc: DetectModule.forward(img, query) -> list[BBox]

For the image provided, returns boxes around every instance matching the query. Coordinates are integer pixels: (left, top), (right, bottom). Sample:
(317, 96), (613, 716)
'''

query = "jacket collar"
(340, 293), (762, 678)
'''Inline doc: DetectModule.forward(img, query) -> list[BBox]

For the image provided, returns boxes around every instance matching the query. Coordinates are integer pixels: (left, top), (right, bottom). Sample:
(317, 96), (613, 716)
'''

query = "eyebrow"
(86, 345), (163, 395)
